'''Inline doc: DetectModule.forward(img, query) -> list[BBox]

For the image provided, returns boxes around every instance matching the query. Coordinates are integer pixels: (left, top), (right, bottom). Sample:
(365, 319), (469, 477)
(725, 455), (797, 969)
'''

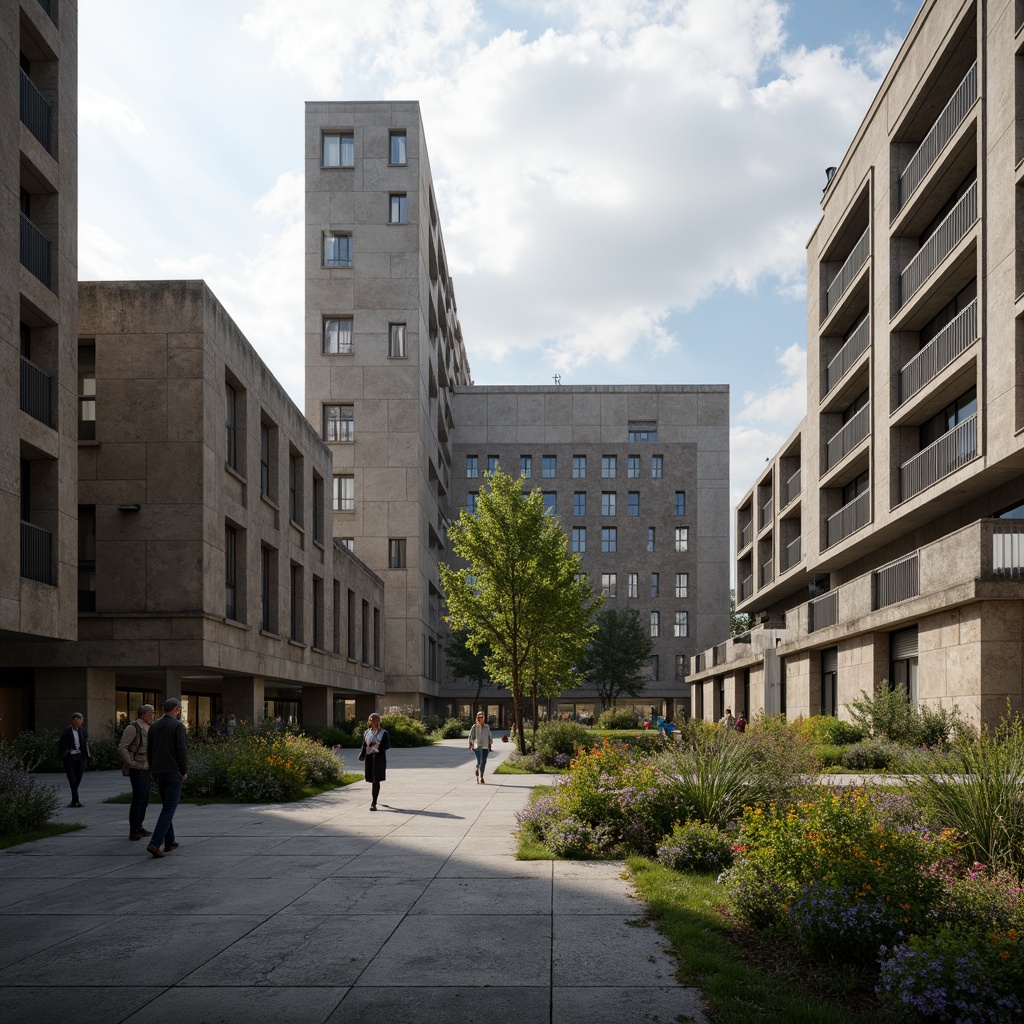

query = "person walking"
(721, 708), (736, 731)
(145, 698), (188, 858)
(735, 712), (747, 733)
(118, 704), (156, 840)
(468, 711), (493, 783)
(359, 712), (390, 811)
(57, 712), (90, 808)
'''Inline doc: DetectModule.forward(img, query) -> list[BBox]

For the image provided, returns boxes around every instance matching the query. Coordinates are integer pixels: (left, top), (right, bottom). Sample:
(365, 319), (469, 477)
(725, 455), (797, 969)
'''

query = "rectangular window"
(651, 455), (663, 478)
(78, 343), (96, 440)
(78, 505), (96, 612)
(647, 527), (655, 552)
(313, 576), (324, 649)
(466, 455), (479, 478)
(225, 383), (237, 470)
(347, 589), (356, 659)
(388, 538), (407, 569)
(333, 580), (341, 654)
(675, 654), (687, 679)
(628, 421), (658, 442)
(542, 456), (556, 478)
(373, 607), (381, 667)
(290, 563), (302, 642)
(487, 455), (499, 473)
(289, 454), (301, 523)
(601, 455), (616, 478)
(389, 194), (408, 223)
(261, 546), (274, 632)
(627, 573), (638, 598)
(650, 611), (660, 637)
(675, 491), (686, 516)
(543, 492), (557, 516)
(573, 491), (586, 516)
(627, 456), (640, 478)
(601, 527), (617, 552)
(388, 323), (407, 358)
(650, 572), (659, 598)
(627, 492), (640, 516)
(674, 611), (688, 637)
(466, 492), (478, 514)
(361, 600), (370, 663)
(601, 492), (616, 516)
(324, 318), (354, 354)
(322, 132), (354, 167)
(675, 572), (688, 598)
(572, 455), (586, 478)
(520, 455), (532, 478)
(649, 655), (659, 681)
(601, 573), (617, 598)
(571, 527), (586, 553)
(324, 404), (354, 443)
(675, 527), (688, 552)
(260, 421), (272, 498)
(340, 537), (354, 552)
(333, 474), (354, 512)
(389, 131), (407, 165)
(323, 233), (352, 268)
(312, 475), (324, 544)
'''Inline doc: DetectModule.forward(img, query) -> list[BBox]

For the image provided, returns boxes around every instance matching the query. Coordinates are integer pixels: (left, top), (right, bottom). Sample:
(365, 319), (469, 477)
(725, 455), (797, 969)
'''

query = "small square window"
(647, 527), (656, 552)
(466, 492), (478, 514)
(543, 492), (557, 515)
(675, 572), (688, 598)
(466, 455), (479, 478)
(650, 611), (660, 637)
(574, 492), (586, 516)
(627, 492), (639, 517)
(572, 455), (586, 478)
(389, 131), (407, 165)
(675, 491), (686, 516)
(627, 573), (638, 598)
(601, 492), (616, 516)
(323, 233), (352, 268)
(601, 455), (616, 478)
(627, 456), (640, 478)
(651, 455), (664, 479)
(675, 527), (688, 552)
(324, 318), (353, 354)
(323, 132), (354, 168)
(601, 527), (617, 552)
(542, 456), (556, 478)
(388, 538), (407, 569)
(333, 474), (354, 512)
(571, 527), (586, 553)
(389, 194), (408, 223)
(650, 572), (659, 598)
(389, 323), (407, 358)
(324, 404), (354, 443)
(674, 611), (688, 637)
(601, 573), (617, 598)
(487, 456), (499, 474)
(340, 538), (354, 552)
(520, 455), (532, 478)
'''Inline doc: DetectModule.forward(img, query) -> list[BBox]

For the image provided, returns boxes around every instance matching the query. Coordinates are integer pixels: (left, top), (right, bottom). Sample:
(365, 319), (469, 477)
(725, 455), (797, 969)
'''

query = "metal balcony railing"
(20, 520), (54, 585)
(759, 496), (773, 530)
(823, 227), (870, 321)
(899, 181), (977, 308)
(784, 536), (801, 571)
(781, 468), (801, 509)
(898, 63), (977, 209)
(20, 355), (52, 426)
(825, 315), (870, 395)
(739, 521), (753, 549)
(826, 404), (870, 470)
(875, 551), (920, 609)
(739, 574), (753, 602)
(809, 590), (838, 632)
(826, 488), (870, 548)
(899, 414), (978, 502)
(20, 212), (52, 288)
(759, 559), (774, 587)
(899, 299), (977, 405)
(993, 523), (1024, 578)
(20, 69), (52, 153)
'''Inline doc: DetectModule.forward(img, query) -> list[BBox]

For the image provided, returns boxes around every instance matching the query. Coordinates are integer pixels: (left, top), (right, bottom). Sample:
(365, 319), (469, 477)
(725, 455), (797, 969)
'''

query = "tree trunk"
(511, 668), (527, 755)
(531, 677), (539, 748)
(474, 678), (484, 714)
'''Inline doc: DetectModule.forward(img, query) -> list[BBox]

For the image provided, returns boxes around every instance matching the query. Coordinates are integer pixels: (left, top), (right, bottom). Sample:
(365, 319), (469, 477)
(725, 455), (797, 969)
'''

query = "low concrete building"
(2, 281), (384, 733)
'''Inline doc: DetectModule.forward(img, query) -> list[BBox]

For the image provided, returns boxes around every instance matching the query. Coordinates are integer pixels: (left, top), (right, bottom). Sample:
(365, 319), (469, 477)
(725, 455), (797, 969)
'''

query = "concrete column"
(34, 667), (116, 734)
(302, 685), (334, 733)
(163, 668), (183, 702)
(353, 694), (378, 720)
(220, 676), (265, 727)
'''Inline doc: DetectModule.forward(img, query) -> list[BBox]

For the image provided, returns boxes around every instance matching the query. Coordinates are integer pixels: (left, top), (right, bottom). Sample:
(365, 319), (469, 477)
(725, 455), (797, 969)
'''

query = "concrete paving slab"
(120, 986), (348, 1024)
(329, 986), (552, 1023)
(0, 852), (123, 878)
(0, 875), (77, 909)
(552, 914), (678, 987)
(265, 836), (378, 856)
(437, 855), (553, 878)
(153, 876), (320, 915)
(410, 876), (551, 915)
(1, 986), (166, 1024)
(1, 876), (178, 915)
(0, 914), (108, 970)
(95, 853), (254, 879)
(553, 874), (643, 915)
(553, 985), (709, 1023)
(281, 875), (432, 914)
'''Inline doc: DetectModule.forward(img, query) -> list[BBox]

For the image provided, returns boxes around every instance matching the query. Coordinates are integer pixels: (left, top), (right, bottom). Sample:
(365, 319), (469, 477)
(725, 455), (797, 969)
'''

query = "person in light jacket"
(359, 713), (391, 810)
(118, 704), (155, 841)
(468, 711), (493, 784)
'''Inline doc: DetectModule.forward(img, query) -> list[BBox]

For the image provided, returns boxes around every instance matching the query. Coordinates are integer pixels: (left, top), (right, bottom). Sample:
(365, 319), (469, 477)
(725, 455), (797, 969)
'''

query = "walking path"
(0, 740), (708, 1024)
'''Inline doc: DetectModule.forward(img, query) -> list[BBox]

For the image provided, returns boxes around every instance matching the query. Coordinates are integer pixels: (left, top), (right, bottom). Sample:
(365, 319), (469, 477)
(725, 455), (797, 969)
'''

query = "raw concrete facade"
(689, 0), (1024, 730)
(0, 0), (78, 732)
(305, 101), (731, 719)
(2, 281), (385, 733)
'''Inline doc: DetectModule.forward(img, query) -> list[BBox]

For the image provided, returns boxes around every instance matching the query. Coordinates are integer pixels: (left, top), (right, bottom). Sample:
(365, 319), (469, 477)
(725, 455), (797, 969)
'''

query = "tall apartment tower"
(305, 101), (472, 710)
(0, 0), (78, 735)
(690, 0), (1024, 729)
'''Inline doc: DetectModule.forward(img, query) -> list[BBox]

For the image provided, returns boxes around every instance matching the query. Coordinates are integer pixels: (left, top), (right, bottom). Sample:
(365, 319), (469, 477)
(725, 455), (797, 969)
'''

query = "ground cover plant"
(0, 748), (62, 837)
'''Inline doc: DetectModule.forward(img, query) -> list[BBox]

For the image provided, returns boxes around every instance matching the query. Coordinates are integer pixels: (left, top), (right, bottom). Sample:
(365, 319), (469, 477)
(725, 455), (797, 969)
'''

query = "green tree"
(730, 590), (750, 638)
(579, 608), (654, 710)
(439, 469), (601, 753)
(444, 628), (492, 714)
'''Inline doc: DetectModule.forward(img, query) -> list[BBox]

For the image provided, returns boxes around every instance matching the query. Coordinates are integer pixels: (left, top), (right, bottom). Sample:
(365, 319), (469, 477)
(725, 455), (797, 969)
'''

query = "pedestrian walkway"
(0, 740), (708, 1024)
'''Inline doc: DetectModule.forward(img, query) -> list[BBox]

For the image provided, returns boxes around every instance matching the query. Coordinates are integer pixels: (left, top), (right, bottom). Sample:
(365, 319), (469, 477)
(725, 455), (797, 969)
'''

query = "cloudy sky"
(78, 0), (919, 507)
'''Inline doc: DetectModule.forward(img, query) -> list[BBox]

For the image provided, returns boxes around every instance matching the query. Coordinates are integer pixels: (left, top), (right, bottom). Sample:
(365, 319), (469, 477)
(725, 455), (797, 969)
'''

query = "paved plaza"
(0, 740), (707, 1024)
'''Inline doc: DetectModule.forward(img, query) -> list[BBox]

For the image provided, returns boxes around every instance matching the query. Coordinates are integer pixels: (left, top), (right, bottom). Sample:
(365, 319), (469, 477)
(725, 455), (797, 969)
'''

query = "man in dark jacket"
(57, 712), (90, 808)
(145, 698), (188, 858)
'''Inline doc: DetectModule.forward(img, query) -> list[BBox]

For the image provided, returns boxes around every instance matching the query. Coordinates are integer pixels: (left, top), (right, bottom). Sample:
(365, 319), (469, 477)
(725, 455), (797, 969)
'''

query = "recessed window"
(225, 524), (238, 620)
(573, 491), (586, 516)
(627, 573), (638, 598)
(312, 475), (324, 544)
(520, 455), (532, 478)
(324, 318), (353, 355)
(675, 655), (686, 678)
(467, 456), (479, 478)
(649, 655), (659, 681)
(388, 538), (407, 569)
(675, 572), (688, 598)
(289, 453), (303, 524)
(290, 563), (303, 642)
(650, 611), (660, 637)
(78, 343), (96, 440)
(647, 527), (656, 552)
(601, 527), (617, 552)
(651, 456), (663, 479)
(225, 383), (237, 470)
(466, 492), (478, 514)
(572, 455), (586, 478)
(389, 131), (407, 165)
(650, 572), (659, 598)
(323, 132), (354, 168)
(324, 404), (354, 443)
(340, 537), (354, 552)
(261, 545), (275, 632)
(487, 456), (499, 473)
(389, 323), (407, 358)
(601, 573), (617, 598)
(627, 492), (639, 516)
(542, 456), (556, 478)
(260, 421), (272, 499)
(323, 233), (352, 268)
(389, 194), (408, 223)
(571, 527), (586, 552)
(543, 492), (557, 516)
(628, 420), (658, 442)
(675, 491), (686, 516)
(675, 527), (688, 552)
(674, 611), (688, 637)
(601, 455), (616, 478)
(601, 492), (616, 516)
(627, 456), (640, 478)
(333, 474), (354, 512)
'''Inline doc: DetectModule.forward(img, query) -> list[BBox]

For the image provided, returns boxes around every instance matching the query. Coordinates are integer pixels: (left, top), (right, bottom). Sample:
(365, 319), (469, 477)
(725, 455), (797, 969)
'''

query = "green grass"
(627, 857), (883, 1023)
(103, 773), (364, 805)
(515, 785), (556, 859)
(494, 761), (562, 775)
(0, 822), (86, 850)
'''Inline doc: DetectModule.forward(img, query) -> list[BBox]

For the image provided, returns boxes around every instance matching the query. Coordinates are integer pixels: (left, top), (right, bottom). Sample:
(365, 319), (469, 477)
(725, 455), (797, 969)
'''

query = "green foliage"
(545, 816), (616, 858)
(798, 715), (865, 746)
(437, 718), (467, 739)
(533, 720), (592, 764)
(444, 628), (490, 684)
(5, 728), (62, 772)
(840, 738), (905, 772)
(0, 749), (61, 836)
(319, 724), (362, 748)
(379, 713), (431, 747)
(848, 685), (966, 747)
(596, 707), (642, 729)
(657, 820), (733, 873)
(814, 744), (847, 769)
(579, 608), (653, 709)
(902, 709), (1024, 877)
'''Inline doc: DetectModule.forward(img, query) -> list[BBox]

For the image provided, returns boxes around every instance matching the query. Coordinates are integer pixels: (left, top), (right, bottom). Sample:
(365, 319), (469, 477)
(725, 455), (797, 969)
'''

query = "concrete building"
(305, 100), (731, 720)
(0, 0), (78, 730)
(1, 281), (385, 734)
(688, 0), (1024, 730)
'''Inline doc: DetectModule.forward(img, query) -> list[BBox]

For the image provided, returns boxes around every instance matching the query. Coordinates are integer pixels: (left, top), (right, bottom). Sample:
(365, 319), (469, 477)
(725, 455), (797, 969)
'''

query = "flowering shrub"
(515, 792), (560, 842)
(0, 750), (60, 835)
(226, 744), (306, 801)
(544, 815), (615, 858)
(553, 753), (571, 769)
(797, 715), (865, 746)
(379, 714), (431, 747)
(534, 721), (592, 764)
(596, 707), (641, 729)
(656, 820), (733, 873)
(506, 750), (546, 772)
(840, 738), (904, 772)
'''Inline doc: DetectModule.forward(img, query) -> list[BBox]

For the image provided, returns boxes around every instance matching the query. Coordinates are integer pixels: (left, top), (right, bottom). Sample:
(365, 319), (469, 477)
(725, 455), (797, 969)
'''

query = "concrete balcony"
(898, 414), (978, 503)
(898, 299), (977, 405)
(824, 315), (870, 396)
(825, 487), (870, 548)
(826, 405), (870, 471)
(822, 227), (870, 323)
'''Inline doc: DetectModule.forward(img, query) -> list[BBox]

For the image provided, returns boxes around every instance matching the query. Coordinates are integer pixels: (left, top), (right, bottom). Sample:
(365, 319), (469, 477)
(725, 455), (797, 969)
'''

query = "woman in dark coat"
(359, 712), (391, 810)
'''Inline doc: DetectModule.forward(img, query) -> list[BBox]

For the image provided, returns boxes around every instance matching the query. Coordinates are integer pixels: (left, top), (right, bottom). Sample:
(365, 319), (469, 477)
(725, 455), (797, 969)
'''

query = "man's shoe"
(163, 842), (180, 852)
(129, 832), (142, 841)
(146, 844), (164, 858)
(71, 802), (83, 808)
(137, 828), (152, 837)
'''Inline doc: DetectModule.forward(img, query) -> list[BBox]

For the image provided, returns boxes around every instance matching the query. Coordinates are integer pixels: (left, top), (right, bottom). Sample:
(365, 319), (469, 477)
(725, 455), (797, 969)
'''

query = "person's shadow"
(375, 806), (463, 818)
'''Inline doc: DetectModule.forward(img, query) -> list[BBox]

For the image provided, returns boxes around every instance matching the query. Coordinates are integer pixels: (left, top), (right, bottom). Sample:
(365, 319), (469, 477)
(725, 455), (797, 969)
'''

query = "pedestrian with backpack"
(118, 704), (156, 841)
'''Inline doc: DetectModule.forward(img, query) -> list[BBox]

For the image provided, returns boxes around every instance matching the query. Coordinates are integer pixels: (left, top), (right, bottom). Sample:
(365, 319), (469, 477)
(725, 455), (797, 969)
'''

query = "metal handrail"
(20, 520), (54, 585)
(20, 355), (52, 425)
(20, 69), (52, 153)
(759, 496), (773, 529)
(759, 559), (774, 587)
(739, 574), (753, 602)
(20, 212), (52, 288)
(823, 227), (870, 320)
(993, 524), (1024, 578)
(899, 299), (977, 404)
(809, 590), (838, 632)
(875, 551), (920, 609)
(899, 414), (978, 502)
(781, 468), (802, 508)
(826, 404), (870, 469)
(826, 488), (870, 548)
(899, 63), (977, 209)
(739, 521), (753, 549)
(825, 315), (870, 395)
(784, 536), (801, 571)
(899, 181), (977, 308)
